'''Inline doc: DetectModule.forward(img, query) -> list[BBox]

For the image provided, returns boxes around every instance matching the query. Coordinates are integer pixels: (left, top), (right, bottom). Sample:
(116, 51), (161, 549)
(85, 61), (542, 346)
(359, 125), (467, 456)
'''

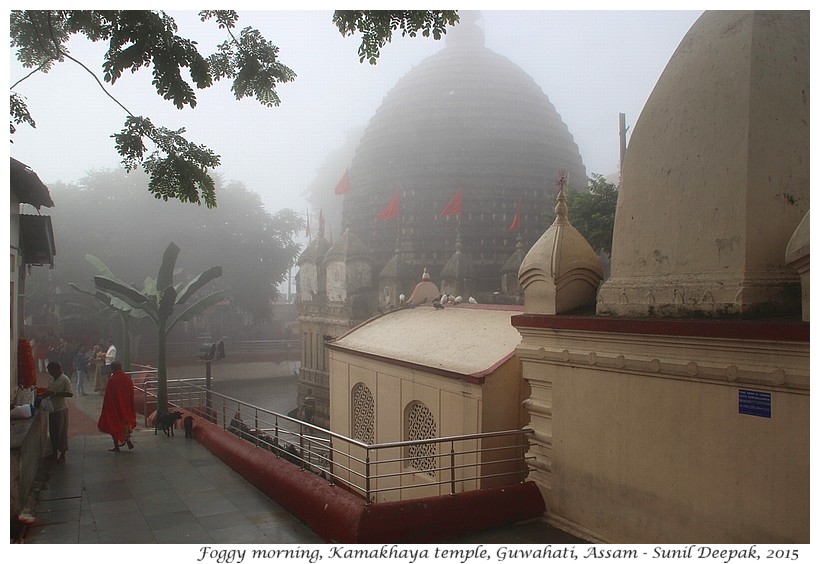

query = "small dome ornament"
(518, 170), (603, 314)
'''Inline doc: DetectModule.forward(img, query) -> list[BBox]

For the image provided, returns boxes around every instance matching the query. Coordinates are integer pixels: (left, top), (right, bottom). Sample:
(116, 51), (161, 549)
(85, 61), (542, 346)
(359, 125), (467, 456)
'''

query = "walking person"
(41, 361), (73, 462)
(98, 361), (136, 452)
(72, 344), (88, 396)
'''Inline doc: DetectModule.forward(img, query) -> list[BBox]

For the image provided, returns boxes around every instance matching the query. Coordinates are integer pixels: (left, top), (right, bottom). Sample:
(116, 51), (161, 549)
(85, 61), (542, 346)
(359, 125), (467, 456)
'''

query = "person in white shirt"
(105, 339), (117, 376)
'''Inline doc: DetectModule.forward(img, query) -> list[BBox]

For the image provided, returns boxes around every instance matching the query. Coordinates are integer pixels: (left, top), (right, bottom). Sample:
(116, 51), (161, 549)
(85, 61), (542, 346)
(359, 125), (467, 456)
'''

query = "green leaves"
(167, 291), (225, 334)
(175, 265), (223, 306)
(113, 116), (221, 207)
(10, 93), (35, 136)
(208, 27), (296, 107)
(565, 174), (619, 256)
(333, 10), (459, 64)
(156, 242), (180, 291)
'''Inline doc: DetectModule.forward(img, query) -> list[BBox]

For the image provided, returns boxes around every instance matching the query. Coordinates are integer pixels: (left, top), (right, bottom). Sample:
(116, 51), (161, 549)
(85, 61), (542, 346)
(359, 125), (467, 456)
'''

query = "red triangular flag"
(376, 192), (400, 220)
(334, 169), (350, 195)
(439, 187), (463, 217)
(319, 210), (325, 236)
(507, 197), (522, 232)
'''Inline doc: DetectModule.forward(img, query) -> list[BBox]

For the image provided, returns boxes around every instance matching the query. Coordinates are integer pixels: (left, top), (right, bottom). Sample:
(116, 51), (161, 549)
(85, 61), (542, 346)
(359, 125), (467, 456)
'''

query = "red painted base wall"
(181, 412), (546, 543)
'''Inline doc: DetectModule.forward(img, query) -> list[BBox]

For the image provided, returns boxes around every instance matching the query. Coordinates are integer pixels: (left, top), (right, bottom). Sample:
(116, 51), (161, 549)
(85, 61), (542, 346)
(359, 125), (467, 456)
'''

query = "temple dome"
(597, 11), (809, 318)
(343, 12), (586, 296)
(519, 187), (603, 314)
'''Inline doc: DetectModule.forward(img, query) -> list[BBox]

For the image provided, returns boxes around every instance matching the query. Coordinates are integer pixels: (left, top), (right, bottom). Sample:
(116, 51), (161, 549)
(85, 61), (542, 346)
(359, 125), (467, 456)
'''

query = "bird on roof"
(454, 295), (463, 304)
(399, 293), (406, 304)
(468, 296), (477, 304)
(440, 293), (449, 303)
(433, 300), (445, 310)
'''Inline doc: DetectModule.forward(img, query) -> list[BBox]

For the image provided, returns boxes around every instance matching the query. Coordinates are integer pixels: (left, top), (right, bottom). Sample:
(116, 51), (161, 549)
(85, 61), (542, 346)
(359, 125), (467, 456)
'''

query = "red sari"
(97, 369), (136, 444)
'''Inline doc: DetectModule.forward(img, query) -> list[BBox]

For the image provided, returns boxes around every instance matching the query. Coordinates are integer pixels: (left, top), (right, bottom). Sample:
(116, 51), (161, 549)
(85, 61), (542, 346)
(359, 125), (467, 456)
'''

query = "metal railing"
(137, 378), (533, 503)
(138, 339), (300, 361)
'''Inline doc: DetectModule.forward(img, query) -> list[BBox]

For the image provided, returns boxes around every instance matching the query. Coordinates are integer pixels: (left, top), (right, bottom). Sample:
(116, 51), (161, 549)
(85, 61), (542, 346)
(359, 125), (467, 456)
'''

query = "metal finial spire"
(553, 169), (569, 226)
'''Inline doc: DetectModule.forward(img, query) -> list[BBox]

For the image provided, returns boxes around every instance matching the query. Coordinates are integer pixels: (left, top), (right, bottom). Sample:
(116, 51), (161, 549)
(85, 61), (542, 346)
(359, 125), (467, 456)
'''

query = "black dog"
(155, 410), (183, 437)
(183, 415), (194, 439)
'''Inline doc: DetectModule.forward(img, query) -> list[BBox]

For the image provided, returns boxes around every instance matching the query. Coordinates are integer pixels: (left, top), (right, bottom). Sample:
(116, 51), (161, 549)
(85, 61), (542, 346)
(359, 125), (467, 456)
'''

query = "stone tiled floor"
(22, 429), (322, 544)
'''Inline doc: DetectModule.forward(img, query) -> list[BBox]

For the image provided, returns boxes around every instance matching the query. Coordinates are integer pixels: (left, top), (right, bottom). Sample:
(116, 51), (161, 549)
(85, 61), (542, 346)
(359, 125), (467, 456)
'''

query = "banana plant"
(69, 254), (153, 371)
(93, 242), (223, 415)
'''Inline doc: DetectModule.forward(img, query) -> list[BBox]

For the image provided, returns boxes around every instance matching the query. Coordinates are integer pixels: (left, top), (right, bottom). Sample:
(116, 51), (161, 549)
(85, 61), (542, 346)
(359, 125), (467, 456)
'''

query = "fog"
(9, 9), (703, 217)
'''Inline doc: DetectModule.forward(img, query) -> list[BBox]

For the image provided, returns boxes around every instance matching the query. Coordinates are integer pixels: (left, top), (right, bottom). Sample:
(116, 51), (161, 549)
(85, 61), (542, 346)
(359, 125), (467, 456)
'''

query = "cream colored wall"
(517, 327), (809, 543)
(329, 350), (525, 502)
(478, 357), (528, 488)
(599, 11), (809, 317)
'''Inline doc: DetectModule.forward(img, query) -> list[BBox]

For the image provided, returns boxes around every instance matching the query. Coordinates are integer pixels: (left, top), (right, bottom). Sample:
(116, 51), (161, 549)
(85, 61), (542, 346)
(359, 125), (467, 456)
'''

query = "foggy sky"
(9, 9), (704, 217)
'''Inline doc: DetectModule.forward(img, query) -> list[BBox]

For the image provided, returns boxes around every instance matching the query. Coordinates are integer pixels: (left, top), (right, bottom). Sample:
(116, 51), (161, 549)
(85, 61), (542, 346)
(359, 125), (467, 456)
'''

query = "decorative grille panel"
(351, 383), (375, 445)
(407, 402), (437, 476)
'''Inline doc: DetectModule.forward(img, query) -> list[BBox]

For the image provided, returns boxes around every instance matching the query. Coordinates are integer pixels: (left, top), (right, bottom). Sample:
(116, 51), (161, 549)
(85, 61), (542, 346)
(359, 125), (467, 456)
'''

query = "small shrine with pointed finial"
(501, 233), (527, 300)
(440, 230), (474, 299)
(379, 246), (411, 310)
(324, 226), (372, 305)
(296, 231), (331, 303)
(518, 170), (603, 314)
(407, 267), (441, 306)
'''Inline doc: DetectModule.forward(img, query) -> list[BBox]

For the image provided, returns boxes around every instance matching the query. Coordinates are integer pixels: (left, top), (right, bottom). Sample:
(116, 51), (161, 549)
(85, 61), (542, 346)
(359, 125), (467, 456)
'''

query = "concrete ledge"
(184, 412), (545, 542)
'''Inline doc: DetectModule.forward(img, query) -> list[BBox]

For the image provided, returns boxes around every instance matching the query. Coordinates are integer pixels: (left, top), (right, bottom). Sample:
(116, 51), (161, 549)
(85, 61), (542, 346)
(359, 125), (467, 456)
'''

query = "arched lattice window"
(406, 401), (437, 477)
(351, 383), (375, 445)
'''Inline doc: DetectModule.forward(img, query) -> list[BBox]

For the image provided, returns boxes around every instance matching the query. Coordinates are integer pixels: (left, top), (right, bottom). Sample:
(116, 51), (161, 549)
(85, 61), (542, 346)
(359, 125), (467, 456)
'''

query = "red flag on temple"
(376, 192), (400, 220)
(439, 187), (463, 217)
(319, 210), (325, 235)
(334, 169), (350, 195)
(507, 197), (522, 232)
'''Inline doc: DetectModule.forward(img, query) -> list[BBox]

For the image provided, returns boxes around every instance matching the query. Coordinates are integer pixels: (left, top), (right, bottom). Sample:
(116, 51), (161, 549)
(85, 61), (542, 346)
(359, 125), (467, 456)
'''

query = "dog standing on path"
(155, 410), (183, 437)
(183, 415), (194, 438)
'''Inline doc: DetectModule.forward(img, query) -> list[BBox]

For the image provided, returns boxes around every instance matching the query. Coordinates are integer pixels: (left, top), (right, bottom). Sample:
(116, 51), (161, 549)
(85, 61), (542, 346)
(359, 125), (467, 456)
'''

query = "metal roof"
(10, 157), (54, 209)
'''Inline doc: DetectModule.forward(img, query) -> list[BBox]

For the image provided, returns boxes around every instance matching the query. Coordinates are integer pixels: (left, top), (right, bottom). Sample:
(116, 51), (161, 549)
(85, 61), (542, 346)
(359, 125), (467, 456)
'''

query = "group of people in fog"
(31, 335), (136, 460)
(30, 335), (117, 396)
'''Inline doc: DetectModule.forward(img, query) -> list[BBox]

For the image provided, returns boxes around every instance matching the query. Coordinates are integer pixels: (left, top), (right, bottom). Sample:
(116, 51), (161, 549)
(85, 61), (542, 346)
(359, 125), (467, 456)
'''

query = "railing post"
(328, 436), (335, 486)
(299, 426), (305, 470)
(450, 441), (456, 496)
(204, 361), (212, 416)
(365, 451), (372, 504)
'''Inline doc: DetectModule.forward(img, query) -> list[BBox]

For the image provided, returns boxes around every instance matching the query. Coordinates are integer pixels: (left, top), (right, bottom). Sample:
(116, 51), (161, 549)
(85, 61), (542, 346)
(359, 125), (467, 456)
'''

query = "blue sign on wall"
(739, 389), (772, 418)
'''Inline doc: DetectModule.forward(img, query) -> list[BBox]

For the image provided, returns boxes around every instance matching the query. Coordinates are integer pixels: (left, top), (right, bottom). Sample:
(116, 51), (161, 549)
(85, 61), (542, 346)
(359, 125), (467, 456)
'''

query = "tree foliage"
(333, 10), (459, 64)
(22, 168), (303, 330)
(10, 10), (458, 207)
(564, 173), (619, 256)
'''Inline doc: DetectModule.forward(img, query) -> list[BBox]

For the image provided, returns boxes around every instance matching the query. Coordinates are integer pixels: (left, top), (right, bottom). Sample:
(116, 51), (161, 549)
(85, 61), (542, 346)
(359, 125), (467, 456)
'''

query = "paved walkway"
(17, 364), (584, 545)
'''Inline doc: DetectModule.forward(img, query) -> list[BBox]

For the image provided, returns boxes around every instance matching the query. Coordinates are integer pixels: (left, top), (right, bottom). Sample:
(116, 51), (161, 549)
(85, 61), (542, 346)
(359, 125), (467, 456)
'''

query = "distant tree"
(565, 173), (618, 256)
(22, 168), (302, 334)
(9, 10), (458, 207)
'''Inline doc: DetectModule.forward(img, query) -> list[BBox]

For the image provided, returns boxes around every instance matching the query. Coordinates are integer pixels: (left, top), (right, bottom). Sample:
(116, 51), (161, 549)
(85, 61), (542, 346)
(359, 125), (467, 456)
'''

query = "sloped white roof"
(329, 305), (523, 380)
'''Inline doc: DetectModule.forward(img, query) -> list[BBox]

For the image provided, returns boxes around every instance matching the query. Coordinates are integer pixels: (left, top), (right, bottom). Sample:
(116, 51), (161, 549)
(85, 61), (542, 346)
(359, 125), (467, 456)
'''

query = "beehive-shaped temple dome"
(597, 11), (809, 318)
(342, 12), (586, 296)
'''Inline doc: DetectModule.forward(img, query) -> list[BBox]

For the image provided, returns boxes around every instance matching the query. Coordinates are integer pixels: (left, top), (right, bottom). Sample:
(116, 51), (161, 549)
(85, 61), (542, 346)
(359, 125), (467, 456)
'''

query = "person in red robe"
(97, 361), (136, 452)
